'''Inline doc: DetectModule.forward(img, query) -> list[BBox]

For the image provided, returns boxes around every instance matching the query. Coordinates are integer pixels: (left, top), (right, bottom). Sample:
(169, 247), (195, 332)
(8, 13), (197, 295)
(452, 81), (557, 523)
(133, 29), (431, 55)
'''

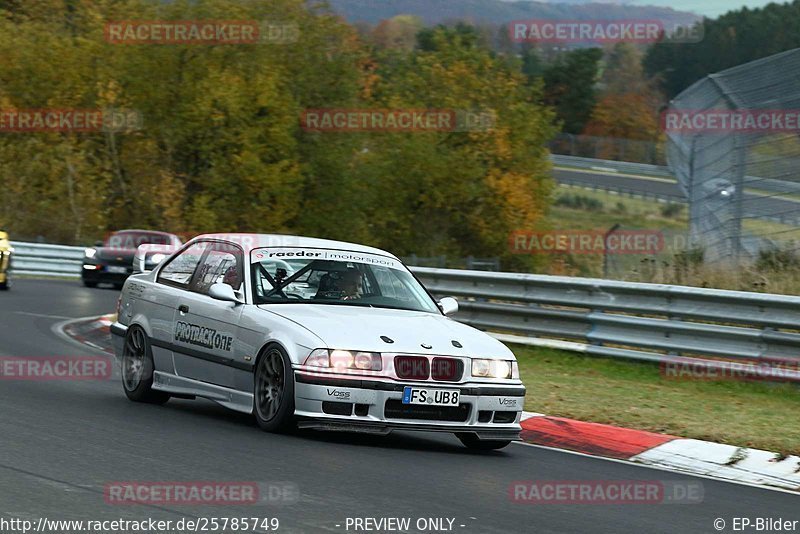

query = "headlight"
(471, 358), (514, 379)
(84, 248), (97, 259)
(149, 253), (166, 264)
(330, 349), (354, 369)
(303, 349), (382, 371)
(305, 349), (330, 367)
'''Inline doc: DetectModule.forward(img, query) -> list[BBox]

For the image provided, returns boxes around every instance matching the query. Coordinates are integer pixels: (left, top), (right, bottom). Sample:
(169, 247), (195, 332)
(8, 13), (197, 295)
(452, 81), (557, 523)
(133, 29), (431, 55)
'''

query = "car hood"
(95, 248), (137, 261)
(258, 304), (514, 359)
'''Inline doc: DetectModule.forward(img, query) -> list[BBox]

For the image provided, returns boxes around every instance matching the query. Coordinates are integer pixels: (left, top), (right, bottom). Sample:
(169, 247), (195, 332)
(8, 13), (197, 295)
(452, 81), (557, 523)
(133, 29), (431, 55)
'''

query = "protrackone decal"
(175, 321), (233, 352)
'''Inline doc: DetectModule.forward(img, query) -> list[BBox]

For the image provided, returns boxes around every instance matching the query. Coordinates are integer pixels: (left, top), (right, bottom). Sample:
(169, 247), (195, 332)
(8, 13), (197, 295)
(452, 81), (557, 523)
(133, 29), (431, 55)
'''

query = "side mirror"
(209, 283), (244, 305)
(438, 297), (459, 316)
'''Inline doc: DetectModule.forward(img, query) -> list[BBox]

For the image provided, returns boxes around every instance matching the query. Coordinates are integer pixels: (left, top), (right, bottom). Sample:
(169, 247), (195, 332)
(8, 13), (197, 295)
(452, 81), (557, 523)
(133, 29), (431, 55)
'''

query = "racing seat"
(314, 273), (342, 299)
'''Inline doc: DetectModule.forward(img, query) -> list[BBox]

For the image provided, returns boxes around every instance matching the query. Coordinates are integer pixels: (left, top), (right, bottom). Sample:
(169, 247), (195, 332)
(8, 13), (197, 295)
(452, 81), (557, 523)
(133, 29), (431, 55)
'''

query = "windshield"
(251, 247), (438, 313)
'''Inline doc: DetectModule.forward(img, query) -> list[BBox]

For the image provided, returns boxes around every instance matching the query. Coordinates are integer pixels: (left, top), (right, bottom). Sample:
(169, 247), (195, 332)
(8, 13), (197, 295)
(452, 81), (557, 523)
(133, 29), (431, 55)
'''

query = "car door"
(152, 241), (210, 373)
(171, 241), (245, 388)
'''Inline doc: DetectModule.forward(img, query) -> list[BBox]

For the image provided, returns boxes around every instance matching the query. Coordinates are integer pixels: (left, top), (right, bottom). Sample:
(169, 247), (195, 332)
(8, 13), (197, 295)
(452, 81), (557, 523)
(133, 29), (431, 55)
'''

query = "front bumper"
(0, 250), (11, 278)
(82, 261), (132, 284)
(294, 372), (525, 441)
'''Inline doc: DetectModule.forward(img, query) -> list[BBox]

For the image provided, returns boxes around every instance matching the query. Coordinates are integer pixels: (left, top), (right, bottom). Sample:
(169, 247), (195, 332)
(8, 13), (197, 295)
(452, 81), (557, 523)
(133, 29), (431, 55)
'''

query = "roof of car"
(192, 233), (401, 259)
(113, 229), (178, 236)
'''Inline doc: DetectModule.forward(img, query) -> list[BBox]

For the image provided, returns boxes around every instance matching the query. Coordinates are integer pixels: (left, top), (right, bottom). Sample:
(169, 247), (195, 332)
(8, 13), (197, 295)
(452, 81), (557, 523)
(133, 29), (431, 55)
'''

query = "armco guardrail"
(411, 266), (800, 381)
(10, 241), (83, 278)
(13, 240), (800, 380)
(551, 154), (673, 178)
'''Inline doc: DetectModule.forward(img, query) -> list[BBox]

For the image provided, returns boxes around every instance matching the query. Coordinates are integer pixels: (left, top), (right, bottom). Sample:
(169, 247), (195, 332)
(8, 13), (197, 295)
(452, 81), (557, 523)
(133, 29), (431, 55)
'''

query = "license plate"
(402, 386), (460, 406)
(107, 266), (127, 274)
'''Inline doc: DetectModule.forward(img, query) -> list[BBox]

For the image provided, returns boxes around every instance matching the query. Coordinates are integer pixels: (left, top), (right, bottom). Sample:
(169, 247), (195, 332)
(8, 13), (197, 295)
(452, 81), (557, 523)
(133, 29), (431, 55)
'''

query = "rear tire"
(457, 434), (512, 451)
(121, 326), (169, 405)
(83, 280), (98, 288)
(254, 345), (296, 432)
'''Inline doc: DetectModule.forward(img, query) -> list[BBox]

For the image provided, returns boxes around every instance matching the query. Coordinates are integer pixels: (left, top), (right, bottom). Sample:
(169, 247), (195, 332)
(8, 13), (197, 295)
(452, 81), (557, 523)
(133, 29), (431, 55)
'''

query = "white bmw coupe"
(111, 234), (525, 449)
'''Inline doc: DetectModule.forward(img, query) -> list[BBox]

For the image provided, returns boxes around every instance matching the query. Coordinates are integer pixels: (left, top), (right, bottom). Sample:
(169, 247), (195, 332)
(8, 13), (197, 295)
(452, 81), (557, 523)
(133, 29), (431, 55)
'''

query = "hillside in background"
(326, 0), (699, 26)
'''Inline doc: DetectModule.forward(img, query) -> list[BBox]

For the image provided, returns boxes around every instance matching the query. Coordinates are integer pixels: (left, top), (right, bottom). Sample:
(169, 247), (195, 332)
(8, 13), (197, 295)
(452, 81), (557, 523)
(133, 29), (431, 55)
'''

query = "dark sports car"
(82, 229), (182, 289)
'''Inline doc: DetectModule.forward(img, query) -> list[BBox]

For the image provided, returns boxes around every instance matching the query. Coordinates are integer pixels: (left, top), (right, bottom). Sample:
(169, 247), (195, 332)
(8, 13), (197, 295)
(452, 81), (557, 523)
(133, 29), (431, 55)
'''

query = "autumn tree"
(582, 43), (664, 160)
(371, 15), (422, 51)
(353, 25), (557, 264)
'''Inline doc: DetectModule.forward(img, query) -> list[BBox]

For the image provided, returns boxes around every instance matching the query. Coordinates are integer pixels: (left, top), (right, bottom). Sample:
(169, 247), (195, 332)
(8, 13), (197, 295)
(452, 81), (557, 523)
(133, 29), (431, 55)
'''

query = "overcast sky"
(628, 0), (781, 17)
(506, 0), (787, 18)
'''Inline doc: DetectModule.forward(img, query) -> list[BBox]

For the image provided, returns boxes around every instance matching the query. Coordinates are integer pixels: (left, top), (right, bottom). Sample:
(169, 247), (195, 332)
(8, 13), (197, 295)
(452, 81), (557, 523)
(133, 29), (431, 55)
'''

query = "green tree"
(542, 48), (603, 134)
(645, 2), (800, 97)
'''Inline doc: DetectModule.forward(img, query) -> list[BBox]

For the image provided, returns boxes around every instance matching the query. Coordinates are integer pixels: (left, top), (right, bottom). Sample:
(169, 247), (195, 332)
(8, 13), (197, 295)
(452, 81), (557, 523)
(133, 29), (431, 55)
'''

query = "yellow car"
(0, 230), (12, 290)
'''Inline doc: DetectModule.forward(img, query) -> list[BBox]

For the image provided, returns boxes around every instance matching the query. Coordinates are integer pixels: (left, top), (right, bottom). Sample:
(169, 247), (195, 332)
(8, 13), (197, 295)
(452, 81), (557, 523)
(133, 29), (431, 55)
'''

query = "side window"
(157, 243), (207, 289)
(189, 243), (244, 295)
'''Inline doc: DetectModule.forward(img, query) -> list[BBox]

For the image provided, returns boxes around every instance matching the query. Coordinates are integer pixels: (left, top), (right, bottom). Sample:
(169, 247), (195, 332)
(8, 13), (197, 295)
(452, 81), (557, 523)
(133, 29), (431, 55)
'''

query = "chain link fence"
(666, 48), (800, 265)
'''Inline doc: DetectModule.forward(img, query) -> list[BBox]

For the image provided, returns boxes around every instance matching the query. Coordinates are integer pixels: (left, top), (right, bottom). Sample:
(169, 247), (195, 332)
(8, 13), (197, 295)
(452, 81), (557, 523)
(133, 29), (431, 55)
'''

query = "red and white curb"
(520, 412), (800, 492)
(58, 314), (116, 356)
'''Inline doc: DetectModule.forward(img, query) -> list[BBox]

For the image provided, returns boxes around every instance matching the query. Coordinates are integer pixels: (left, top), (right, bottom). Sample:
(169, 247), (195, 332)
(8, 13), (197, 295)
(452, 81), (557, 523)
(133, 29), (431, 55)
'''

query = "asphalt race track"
(552, 168), (684, 201)
(0, 279), (797, 534)
(552, 167), (800, 221)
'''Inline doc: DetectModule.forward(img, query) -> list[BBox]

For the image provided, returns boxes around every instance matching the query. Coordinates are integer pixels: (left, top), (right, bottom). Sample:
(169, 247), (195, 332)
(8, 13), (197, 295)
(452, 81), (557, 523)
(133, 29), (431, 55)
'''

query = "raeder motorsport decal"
(175, 322), (234, 352)
(251, 247), (403, 270)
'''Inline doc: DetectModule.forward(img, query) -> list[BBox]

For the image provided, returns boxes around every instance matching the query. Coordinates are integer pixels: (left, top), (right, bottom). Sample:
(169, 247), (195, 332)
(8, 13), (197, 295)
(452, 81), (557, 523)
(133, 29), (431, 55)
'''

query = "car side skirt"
(151, 371), (254, 414)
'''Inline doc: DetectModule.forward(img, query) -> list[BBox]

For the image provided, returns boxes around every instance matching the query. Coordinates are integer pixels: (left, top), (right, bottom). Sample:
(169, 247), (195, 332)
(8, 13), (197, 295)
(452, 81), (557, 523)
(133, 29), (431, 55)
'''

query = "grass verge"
(515, 344), (800, 456)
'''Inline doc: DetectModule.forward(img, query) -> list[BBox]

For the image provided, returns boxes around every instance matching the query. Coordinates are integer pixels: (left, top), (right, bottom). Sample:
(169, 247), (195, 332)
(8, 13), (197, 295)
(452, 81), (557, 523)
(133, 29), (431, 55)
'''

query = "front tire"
(457, 434), (512, 451)
(254, 345), (295, 432)
(121, 326), (169, 405)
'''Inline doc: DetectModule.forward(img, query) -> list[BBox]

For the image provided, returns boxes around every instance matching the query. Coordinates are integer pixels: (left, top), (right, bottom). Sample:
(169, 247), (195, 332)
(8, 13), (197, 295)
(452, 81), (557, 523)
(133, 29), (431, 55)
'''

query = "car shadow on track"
(154, 396), (512, 456)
